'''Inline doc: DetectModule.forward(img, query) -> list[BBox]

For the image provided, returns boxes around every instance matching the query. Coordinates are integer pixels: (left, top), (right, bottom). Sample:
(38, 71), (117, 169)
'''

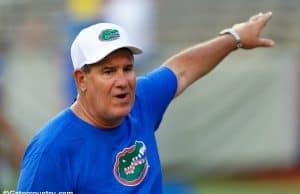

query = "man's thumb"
(259, 38), (275, 47)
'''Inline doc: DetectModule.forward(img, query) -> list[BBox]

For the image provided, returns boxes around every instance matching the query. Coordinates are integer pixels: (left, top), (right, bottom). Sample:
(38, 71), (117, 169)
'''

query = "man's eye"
(103, 69), (114, 74)
(124, 65), (133, 72)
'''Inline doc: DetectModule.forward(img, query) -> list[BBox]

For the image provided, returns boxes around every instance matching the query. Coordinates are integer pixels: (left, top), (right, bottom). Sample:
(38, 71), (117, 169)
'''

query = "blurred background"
(0, 0), (300, 193)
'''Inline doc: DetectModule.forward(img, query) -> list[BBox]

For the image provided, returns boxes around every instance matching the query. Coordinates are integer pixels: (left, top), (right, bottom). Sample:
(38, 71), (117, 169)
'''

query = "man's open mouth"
(115, 93), (128, 99)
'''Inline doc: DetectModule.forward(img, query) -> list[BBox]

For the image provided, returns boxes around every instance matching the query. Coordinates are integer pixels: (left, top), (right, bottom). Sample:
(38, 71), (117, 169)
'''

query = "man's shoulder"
(27, 109), (85, 156)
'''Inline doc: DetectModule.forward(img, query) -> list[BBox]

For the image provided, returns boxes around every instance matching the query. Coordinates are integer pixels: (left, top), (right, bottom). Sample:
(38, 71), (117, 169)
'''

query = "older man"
(17, 12), (274, 193)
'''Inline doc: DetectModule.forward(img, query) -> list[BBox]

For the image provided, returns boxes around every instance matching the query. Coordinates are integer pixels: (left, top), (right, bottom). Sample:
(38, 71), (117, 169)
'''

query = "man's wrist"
(219, 28), (243, 49)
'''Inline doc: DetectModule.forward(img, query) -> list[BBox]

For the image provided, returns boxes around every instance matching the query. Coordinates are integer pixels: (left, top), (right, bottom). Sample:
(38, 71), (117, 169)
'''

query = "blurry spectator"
(296, 54), (300, 167)
(0, 115), (25, 169)
(0, 39), (25, 172)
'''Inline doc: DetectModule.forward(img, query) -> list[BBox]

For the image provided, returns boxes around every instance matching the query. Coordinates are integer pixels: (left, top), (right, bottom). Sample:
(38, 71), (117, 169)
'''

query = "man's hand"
(233, 11), (275, 49)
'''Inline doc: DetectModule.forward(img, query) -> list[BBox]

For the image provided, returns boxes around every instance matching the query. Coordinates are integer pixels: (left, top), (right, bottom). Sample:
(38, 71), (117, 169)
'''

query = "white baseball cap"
(71, 23), (143, 70)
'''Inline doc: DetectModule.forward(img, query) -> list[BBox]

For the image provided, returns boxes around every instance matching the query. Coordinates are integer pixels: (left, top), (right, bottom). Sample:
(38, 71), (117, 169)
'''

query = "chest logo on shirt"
(113, 141), (149, 186)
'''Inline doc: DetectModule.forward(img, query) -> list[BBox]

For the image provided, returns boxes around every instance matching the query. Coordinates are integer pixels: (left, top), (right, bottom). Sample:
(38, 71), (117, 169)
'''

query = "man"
(17, 12), (274, 193)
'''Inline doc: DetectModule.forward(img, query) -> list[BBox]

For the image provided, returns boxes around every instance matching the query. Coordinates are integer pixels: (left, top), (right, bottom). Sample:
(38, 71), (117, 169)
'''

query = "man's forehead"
(107, 48), (133, 58)
(85, 48), (133, 68)
(96, 58), (133, 68)
(101, 49), (133, 63)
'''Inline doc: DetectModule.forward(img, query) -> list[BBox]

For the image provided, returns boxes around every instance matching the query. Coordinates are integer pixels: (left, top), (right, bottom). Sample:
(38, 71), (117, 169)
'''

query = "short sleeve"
(136, 66), (177, 130)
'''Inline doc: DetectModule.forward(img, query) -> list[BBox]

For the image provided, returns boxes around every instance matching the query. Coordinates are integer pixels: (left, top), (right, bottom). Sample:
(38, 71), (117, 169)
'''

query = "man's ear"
(73, 69), (87, 93)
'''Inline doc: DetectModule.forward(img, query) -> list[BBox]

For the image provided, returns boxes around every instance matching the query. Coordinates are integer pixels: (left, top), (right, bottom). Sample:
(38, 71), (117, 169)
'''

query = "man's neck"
(70, 100), (122, 129)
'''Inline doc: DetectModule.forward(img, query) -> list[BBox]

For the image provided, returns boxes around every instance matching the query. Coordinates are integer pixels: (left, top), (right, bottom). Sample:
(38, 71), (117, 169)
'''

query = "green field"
(197, 178), (300, 194)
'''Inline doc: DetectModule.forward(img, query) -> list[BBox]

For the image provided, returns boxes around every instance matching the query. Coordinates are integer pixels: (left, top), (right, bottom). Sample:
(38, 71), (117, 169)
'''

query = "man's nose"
(115, 71), (128, 88)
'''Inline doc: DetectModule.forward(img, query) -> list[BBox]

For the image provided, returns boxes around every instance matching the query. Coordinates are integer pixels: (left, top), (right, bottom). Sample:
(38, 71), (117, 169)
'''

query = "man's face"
(82, 48), (136, 125)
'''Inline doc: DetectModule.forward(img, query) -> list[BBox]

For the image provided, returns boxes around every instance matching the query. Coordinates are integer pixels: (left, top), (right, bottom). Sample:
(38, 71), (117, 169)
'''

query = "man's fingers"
(234, 12), (274, 48)
(257, 11), (273, 28)
(249, 12), (272, 28)
(259, 38), (275, 47)
(249, 12), (263, 21)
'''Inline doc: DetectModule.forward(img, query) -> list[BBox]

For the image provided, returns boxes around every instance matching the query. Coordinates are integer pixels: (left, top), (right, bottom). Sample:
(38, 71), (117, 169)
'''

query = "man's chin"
(113, 106), (132, 117)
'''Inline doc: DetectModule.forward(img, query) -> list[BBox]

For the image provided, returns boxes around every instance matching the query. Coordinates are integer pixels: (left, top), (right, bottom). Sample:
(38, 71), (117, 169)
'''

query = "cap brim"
(84, 44), (143, 66)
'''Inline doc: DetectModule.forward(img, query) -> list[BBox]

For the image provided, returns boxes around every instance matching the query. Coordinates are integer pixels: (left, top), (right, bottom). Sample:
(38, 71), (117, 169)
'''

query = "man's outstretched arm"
(164, 12), (275, 96)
